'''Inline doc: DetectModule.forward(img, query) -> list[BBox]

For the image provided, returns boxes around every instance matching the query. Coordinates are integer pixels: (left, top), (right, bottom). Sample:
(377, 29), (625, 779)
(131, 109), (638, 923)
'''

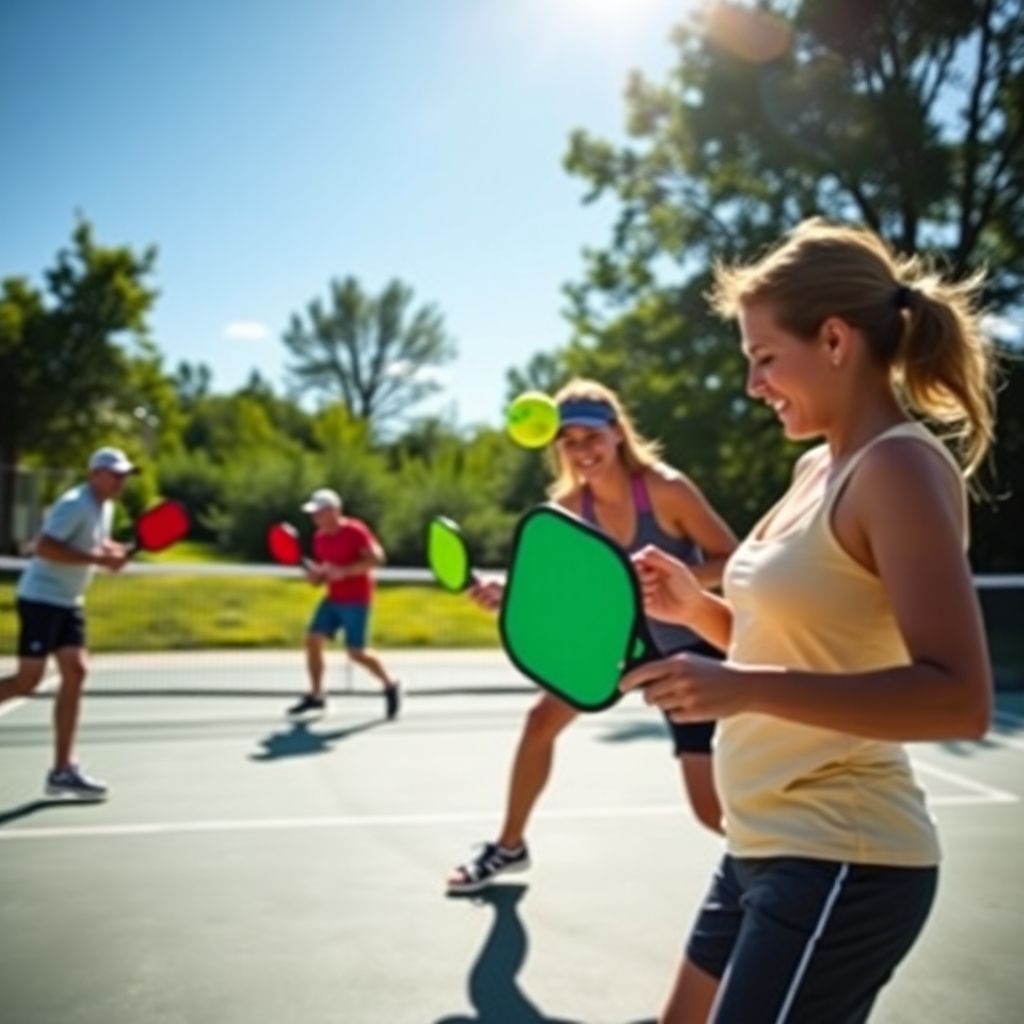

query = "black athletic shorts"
(662, 638), (721, 756)
(686, 854), (938, 1023)
(16, 598), (86, 658)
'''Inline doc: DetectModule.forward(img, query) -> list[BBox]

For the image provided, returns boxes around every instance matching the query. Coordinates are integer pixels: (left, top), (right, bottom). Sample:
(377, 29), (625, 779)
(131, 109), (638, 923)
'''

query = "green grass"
(4, 574), (1020, 681)
(135, 541), (235, 564)
(0, 575), (499, 653)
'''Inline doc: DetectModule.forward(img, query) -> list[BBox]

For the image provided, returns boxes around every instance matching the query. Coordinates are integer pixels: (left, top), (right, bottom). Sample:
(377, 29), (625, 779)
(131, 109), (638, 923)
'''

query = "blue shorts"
(687, 854), (937, 1023)
(308, 600), (370, 649)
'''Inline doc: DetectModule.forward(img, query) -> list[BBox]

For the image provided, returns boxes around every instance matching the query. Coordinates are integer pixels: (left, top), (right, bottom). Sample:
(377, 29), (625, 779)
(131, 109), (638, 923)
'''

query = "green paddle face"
(427, 516), (474, 592)
(499, 505), (656, 712)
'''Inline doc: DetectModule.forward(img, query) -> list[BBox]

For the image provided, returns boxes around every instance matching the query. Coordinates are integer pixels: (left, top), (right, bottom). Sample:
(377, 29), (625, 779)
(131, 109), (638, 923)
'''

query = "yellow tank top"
(717, 423), (965, 866)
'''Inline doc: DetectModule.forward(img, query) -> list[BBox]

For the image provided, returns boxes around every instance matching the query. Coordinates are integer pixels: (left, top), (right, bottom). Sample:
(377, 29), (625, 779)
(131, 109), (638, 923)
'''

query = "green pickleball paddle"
(499, 505), (658, 712)
(427, 516), (477, 592)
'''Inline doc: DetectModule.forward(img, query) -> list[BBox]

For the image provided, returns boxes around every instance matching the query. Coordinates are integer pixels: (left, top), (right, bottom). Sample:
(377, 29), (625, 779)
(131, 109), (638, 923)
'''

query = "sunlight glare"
(543, 0), (697, 44)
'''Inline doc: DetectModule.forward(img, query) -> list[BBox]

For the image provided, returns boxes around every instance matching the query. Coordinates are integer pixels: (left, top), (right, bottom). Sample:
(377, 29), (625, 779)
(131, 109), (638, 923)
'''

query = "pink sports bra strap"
(580, 485), (595, 523)
(631, 473), (651, 513)
(580, 475), (649, 522)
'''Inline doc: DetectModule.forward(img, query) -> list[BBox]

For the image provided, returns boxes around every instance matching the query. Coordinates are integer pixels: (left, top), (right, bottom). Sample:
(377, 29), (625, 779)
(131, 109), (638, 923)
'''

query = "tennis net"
(0, 559), (1021, 689)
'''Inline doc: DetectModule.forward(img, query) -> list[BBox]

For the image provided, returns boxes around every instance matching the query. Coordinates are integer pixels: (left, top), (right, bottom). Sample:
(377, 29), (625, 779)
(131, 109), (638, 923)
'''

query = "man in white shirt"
(0, 447), (136, 799)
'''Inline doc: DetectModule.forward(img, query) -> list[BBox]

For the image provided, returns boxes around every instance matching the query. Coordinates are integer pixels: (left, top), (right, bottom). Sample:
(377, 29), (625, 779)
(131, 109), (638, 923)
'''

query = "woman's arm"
(633, 546), (734, 652)
(625, 442), (992, 742)
(754, 440), (990, 739)
(653, 469), (737, 589)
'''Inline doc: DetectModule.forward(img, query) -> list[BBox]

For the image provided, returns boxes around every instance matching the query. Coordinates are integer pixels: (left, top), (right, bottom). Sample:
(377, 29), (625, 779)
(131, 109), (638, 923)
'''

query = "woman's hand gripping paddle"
(131, 500), (190, 554)
(427, 516), (478, 592)
(498, 505), (658, 712)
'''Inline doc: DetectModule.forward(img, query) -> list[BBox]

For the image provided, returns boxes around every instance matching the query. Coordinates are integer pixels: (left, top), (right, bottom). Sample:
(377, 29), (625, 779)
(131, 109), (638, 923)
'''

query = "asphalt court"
(1, 651), (1022, 1023)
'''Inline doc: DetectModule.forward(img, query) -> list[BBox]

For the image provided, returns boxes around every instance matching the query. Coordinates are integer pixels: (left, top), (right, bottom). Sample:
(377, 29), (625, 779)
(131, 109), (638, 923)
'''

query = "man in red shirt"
(287, 488), (400, 720)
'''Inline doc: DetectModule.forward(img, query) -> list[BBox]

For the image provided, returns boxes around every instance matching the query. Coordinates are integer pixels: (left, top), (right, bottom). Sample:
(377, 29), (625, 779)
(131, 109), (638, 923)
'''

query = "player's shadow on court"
(435, 883), (586, 1024)
(599, 720), (671, 745)
(0, 798), (99, 828)
(249, 717), (384, 761)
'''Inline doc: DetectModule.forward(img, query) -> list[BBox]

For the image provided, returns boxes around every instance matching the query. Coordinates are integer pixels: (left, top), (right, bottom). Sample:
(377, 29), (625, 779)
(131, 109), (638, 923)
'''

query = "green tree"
(0, 219), (158, 550)
(549, 0), (1024, 547)
(282, 277), (456, 434)
(504, 350), (571, 404)
(172, 360), (213, 410)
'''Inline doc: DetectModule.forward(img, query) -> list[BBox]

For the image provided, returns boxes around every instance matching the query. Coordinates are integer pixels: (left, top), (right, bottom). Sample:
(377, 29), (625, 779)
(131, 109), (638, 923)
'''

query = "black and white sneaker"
(287, 694), (326, 718)
(384, 680), (401, 721)
(447, 841), (530, 894)
(45, 764), (108, 801)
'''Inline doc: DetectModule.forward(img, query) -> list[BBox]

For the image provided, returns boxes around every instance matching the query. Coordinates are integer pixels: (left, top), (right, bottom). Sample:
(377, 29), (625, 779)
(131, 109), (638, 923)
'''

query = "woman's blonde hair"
(546, 378), (661, 501)
(710, 218), (997, 474)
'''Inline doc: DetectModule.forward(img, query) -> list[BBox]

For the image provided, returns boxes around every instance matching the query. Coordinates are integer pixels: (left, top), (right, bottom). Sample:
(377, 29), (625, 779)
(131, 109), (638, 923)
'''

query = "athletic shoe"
(447, 841), (530, 894)
(385, 680), (401, 721)
(286, 694), (326, 718)
(45, 764), (108, 801)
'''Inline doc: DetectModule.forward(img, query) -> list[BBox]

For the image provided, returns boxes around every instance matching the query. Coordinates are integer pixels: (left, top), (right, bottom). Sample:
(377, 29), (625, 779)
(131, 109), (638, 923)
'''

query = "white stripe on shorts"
(774, 862), (851, 1024)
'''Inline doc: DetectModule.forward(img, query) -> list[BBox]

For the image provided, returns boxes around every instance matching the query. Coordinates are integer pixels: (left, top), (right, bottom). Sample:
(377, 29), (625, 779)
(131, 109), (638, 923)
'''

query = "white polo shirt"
(17, 484), (112, 608)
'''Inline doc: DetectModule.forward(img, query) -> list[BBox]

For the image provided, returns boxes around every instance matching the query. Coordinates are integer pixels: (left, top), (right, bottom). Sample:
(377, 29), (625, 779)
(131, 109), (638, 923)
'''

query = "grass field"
(1, 569), (1020, 684)
(0, 574), (499, 652)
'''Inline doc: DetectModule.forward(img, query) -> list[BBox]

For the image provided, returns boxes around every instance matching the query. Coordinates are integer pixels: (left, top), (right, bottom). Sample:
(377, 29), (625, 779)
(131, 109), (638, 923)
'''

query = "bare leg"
(661, 957), (720, 1024)
(52, 646), (87, 771)
(678, 752), (723, 834)
(0, 657), (47, 704)
(496, 693), (578, 849)
(305, 632), (327, 697)
(348, 647), (395, 687)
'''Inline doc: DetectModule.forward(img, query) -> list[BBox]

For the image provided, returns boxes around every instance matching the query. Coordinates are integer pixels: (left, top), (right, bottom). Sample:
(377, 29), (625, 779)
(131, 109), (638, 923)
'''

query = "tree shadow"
(434, 884), (586, 1024)
(248, 717), (384, 762)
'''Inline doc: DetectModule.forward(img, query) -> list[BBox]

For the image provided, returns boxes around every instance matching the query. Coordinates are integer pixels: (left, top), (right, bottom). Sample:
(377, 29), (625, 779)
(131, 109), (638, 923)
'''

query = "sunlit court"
(3, 1), (1023, 1023)
(0, 646), (1022, 1022)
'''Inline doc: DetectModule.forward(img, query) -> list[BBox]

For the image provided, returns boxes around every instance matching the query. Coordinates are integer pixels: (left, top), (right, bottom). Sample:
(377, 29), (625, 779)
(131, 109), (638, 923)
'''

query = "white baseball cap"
(301, 488), (342, 513)
(88, 446), (138, 475)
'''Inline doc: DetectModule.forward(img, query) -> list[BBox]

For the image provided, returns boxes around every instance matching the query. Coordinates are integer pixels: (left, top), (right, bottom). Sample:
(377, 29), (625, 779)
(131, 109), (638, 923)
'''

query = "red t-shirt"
(312, 518), (377, 604)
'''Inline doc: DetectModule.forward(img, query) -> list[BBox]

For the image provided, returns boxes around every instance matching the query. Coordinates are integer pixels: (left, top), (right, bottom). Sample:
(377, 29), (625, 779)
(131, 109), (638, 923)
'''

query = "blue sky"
(1, 0), (690, 428)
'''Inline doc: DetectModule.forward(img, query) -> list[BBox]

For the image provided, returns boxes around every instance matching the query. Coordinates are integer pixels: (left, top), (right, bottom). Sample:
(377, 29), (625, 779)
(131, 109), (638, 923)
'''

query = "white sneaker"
(45, 764), (109, 801)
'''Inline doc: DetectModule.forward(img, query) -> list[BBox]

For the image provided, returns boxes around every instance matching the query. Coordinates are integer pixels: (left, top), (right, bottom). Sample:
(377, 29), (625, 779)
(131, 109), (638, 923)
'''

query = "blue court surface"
(1, 650), (1022, 1023)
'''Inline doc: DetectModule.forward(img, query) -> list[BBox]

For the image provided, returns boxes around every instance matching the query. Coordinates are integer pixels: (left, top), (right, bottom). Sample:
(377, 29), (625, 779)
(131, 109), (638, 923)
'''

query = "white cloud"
(223, 321), (271, 342)
(384, 360), (448, 386)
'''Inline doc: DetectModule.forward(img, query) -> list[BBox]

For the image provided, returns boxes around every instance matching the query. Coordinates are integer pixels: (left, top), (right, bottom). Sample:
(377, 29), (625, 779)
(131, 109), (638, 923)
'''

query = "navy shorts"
(308, 600), (370, 648)
(687, 854), (938, 1023)
(16, 598), (86, 657)
(662, 639), (721, 756)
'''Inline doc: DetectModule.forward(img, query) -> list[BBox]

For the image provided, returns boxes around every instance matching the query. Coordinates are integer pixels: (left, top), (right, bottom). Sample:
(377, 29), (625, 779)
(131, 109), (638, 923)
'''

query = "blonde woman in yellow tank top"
(620, 220), (996, 1024)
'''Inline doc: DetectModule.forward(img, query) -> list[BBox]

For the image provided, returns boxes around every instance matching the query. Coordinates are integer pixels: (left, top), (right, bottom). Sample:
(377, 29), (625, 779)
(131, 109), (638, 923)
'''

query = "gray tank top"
(581, 473), (703, 654)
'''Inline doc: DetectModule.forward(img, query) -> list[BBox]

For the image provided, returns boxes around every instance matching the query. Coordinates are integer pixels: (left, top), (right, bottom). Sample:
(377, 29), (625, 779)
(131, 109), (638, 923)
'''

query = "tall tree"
(504, 350), (571, 404)
(549, 0), (1024, 546)
(0, 219), (158, 550)
(282, 277), (456, 433)
(566, 0), (1024, 307)
(172, 360), (213, 410)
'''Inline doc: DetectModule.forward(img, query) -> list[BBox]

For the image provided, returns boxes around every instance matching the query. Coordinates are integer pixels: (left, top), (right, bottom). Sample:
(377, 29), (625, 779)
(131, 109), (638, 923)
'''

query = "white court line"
(990, 711), (1024, 753)
(912, 758), (1019, 806)
(0, 697), (31, 720)
(1, 767), (1018, 843)
(0, 673), (58, 720)
(0, 804), (687, 842)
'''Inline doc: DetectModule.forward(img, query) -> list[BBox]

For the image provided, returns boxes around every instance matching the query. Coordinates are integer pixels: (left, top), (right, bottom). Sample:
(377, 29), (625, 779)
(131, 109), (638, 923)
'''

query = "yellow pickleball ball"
(505, 391), (559, 449)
